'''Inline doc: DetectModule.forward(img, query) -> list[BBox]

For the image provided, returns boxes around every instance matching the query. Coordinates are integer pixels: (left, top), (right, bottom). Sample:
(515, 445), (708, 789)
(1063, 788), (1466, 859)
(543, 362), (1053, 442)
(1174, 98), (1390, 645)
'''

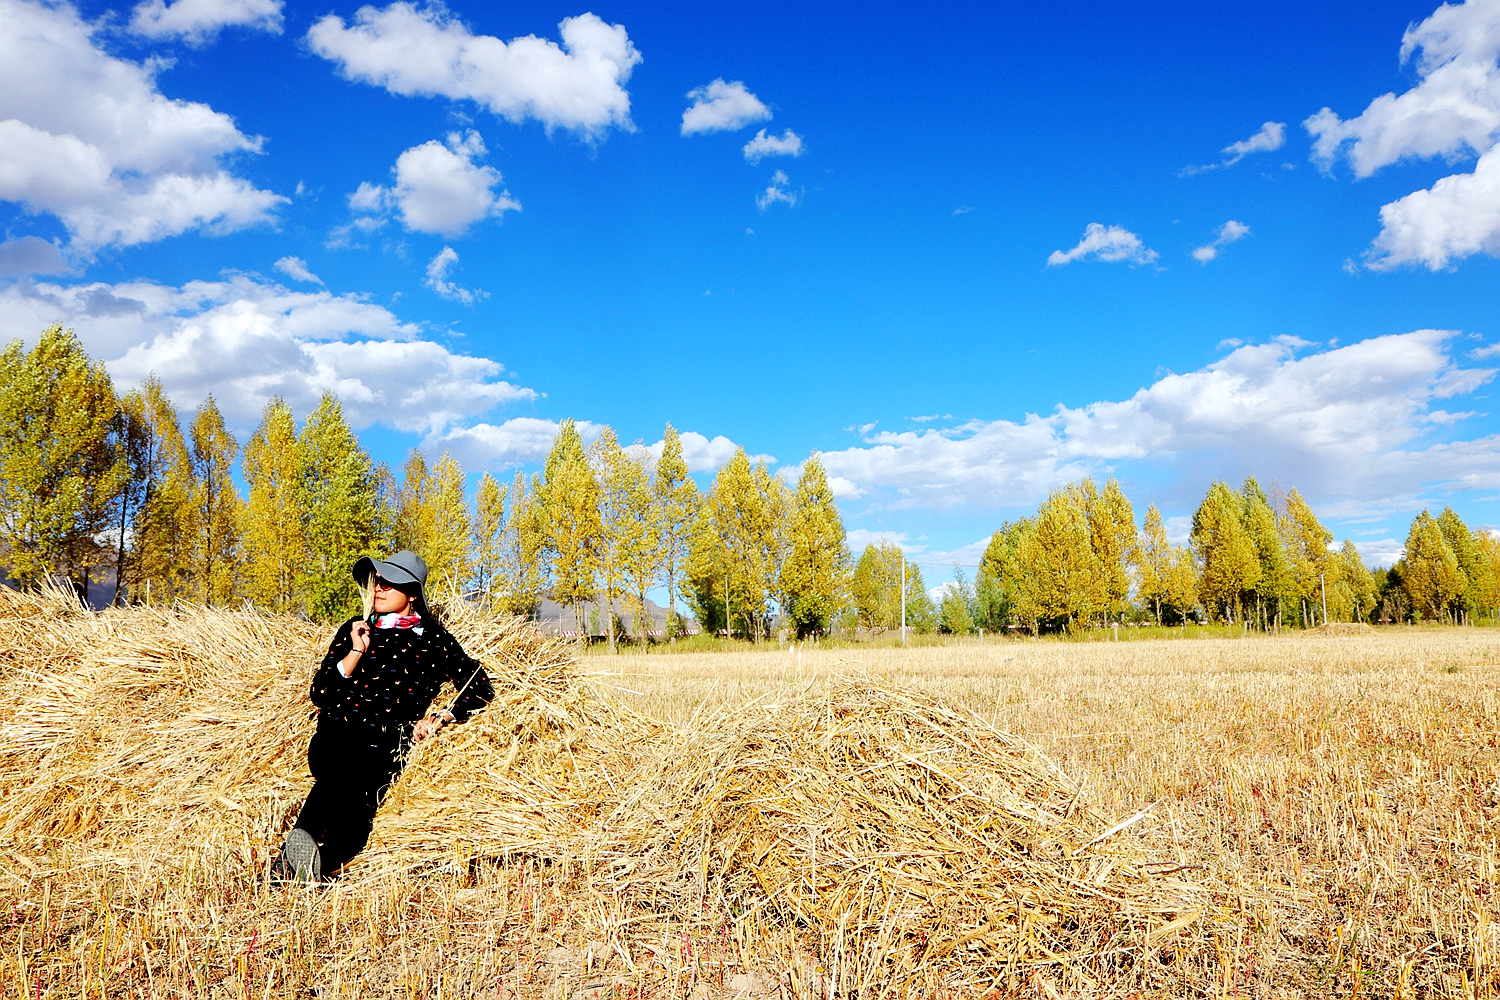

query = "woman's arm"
(310, 618), (360, 708)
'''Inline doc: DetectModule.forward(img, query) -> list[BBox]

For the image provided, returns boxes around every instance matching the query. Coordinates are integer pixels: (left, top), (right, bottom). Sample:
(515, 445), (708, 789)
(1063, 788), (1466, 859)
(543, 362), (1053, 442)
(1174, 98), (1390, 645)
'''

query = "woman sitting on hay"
(270, 550), (495, 882)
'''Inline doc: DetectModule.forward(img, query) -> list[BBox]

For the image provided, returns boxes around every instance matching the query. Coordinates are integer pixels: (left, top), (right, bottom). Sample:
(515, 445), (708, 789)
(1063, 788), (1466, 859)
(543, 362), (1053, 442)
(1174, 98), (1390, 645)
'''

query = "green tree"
(242, 398), (307, 614)
(1401, 510), (1465, 622)
(1474, 529), (1500, 623)
(975, 519), (1033, 632)
(938, 566), (976, 634)
(1241, 478), (1290, 629)
(299, 394), (382, 622)
(1016, 483), (1102, 631)
(1160, 545), (1202, 623)
(779, 454), (851, 638)
(471, 472), (507, 605)
(188, 395), (243, 605)
(497, 472), (547, 619)
(683, 449), (783, 639)
(1281, 488), (1335, 626)
(1192, 481), (1259, 623)
(1136, 503), (1172, 624)
(395, 450), (472, 598)
(591, 428), (634, 652)
(1085, 477), (1136, 624)
(130, 378), (197, 605)
(0, 326), (125, 596)
(1335, 540), (1375, 623)
(614, 445), (662, 642)
(1437, 507), (1488, 624)
(654, 423), (700, 634)
(538, 419), (601, 632)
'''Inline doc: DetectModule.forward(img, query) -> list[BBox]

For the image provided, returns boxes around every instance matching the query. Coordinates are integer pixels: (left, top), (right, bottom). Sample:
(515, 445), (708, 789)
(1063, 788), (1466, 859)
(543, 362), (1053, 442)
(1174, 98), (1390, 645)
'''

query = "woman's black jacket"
(310, 617), (495, 729)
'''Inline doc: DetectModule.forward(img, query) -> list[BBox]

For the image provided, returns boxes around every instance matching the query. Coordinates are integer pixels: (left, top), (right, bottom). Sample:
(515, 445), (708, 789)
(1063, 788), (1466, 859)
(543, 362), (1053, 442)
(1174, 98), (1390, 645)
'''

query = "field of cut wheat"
(2, 587), (1499, 998)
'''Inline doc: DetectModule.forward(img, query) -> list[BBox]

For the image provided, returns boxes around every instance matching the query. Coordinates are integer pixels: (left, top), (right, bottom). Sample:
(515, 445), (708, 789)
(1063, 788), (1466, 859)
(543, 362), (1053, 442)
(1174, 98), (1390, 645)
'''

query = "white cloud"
(1306, 0), (1500, 178)
(0, 274), (534, 434)
(1180, 122), (1287, 176)
(1047, 223), (1158, 266)
(1366, 144), (1500, 269)
(349, 131), (519, 237)
(846, 528), (907, 552)
(424, 246), (487, 304)
(644, 431), (774, 472)
(1223, 121), (1287, 165)
(1192, 219), (1251, 263)
(817, 331), (1500, 513)
(129, 0), (283, 45)
(827, 476), (864, 499)
(0, 236), (68, 277)
(742, 128), (803, 163)
(0, 0), (283, 250)
(273, 256), (322, 285)
(681, 79), (771, 135)
(756, 170), (799, 211)
(307, 5), (640, 141)
(1305, 0), (1500, 269)
(422, 417), (602, 469)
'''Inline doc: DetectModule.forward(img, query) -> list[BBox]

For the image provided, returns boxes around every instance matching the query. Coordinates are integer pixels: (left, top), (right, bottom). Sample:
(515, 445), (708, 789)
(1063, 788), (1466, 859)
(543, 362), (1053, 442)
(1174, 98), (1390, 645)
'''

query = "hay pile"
(0, 588), (1248, 995)
(1305, 622), (1377, 637)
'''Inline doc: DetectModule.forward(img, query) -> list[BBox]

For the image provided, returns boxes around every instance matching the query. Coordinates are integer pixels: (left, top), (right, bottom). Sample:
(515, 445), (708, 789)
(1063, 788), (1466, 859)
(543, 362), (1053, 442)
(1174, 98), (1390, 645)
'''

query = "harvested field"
(2, 589), (1499, 997)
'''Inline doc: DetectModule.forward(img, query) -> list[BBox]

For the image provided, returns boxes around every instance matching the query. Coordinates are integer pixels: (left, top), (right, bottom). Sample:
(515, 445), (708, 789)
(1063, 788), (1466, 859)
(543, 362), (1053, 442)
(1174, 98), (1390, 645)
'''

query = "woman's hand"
(338, 621), (371, 677)
(412, 713), (453, 742)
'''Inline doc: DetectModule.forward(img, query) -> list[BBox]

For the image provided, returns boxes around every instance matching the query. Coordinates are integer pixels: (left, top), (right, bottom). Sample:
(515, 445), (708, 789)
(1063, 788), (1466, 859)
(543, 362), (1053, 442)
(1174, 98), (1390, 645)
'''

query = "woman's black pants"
(293, 720), (407, 876)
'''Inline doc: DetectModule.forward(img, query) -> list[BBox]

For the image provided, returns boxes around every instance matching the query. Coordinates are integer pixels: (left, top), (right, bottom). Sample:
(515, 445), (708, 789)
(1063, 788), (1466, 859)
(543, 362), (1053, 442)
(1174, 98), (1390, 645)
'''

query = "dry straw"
(2, 586), (1494, 996)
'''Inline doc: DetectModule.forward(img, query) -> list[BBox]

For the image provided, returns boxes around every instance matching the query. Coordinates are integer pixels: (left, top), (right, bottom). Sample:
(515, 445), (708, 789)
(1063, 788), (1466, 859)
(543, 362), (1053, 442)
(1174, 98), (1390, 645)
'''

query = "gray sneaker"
(270, 829), (322, 883)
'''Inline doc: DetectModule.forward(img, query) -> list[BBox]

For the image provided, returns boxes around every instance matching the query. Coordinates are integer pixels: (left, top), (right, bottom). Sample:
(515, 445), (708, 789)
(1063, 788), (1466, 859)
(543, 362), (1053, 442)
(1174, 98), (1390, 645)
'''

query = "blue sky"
(3, 0), (1499, 577)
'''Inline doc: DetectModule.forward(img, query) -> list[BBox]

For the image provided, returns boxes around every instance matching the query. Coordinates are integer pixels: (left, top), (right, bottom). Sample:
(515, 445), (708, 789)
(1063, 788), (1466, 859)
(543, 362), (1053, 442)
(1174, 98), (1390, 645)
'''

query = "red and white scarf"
(371, 612), (424, 635)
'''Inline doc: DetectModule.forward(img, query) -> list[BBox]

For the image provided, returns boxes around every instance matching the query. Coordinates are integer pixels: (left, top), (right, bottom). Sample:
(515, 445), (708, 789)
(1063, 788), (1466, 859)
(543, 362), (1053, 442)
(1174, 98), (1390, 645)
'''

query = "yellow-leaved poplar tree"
(0, 326), (125, 596)
(188, 395), (243, 605)
(243, 398), (308, 614)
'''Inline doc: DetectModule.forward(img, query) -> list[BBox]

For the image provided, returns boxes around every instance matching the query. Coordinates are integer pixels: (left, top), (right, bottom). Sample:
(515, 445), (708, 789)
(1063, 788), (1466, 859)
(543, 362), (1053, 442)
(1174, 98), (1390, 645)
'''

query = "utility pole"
(1320, 573), (1328, 626)
(901, 552), (907, 647)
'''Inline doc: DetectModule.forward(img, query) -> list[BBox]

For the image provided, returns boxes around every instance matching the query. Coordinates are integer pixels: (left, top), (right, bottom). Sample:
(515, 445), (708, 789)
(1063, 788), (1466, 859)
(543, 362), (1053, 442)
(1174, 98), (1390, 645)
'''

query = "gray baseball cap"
(352, 550), (428, 591)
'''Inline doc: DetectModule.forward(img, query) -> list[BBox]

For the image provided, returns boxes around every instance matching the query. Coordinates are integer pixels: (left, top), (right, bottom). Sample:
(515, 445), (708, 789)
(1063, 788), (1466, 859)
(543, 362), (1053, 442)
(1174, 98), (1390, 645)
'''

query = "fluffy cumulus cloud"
(681, 79), (771, 135)
(424, 246), (486, 304)
(129, 0), (284, 45)
(427, 422), (761, 473)
(756, 170), (799, 211)
(742, 128), (802, 163)
(645, 431), (773, 472)
(423, 417), (599, 469)
(1306, 0), (1500, 269)
(1047, 223), (1158, 266)
(0, 0), (284, 251)
(348, 131), (519, 237)
(1192, 220), (1251, 263)
(273, 256), (322, 284)
(818, 331), (1500, 512)
(0, 275), (534, 434)
(1180, 121), (1287, 175)
(1369, 144), (1500, 269)
(307, 5), (640, 141)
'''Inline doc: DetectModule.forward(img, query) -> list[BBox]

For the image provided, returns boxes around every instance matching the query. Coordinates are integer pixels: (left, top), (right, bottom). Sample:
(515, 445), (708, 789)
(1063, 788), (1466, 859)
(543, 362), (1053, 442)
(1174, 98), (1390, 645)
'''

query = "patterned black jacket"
(310, 617), (495, 728)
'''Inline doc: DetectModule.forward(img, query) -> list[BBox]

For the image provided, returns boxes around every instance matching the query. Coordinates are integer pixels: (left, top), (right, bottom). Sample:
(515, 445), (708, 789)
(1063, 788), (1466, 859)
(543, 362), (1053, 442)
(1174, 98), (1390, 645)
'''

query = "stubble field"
(2, 587), (1499, 998)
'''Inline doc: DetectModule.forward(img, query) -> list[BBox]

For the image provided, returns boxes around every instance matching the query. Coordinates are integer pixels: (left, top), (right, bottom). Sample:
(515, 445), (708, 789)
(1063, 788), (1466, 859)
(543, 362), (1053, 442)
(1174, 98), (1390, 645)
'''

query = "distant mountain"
(532, 592), (698, 637)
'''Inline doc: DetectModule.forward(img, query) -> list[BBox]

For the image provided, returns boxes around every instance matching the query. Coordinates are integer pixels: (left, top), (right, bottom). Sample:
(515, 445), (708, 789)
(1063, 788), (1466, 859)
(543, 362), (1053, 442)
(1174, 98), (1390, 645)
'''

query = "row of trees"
(0, 327), (853, 645)
(4, 327), (1498, 639)
(926, 476), (1499, 633)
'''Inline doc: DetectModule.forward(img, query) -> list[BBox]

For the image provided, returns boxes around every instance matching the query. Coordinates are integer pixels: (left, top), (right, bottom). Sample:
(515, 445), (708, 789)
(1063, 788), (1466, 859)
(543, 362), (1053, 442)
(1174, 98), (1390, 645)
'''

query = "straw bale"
(0, 597), (1248, 994)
